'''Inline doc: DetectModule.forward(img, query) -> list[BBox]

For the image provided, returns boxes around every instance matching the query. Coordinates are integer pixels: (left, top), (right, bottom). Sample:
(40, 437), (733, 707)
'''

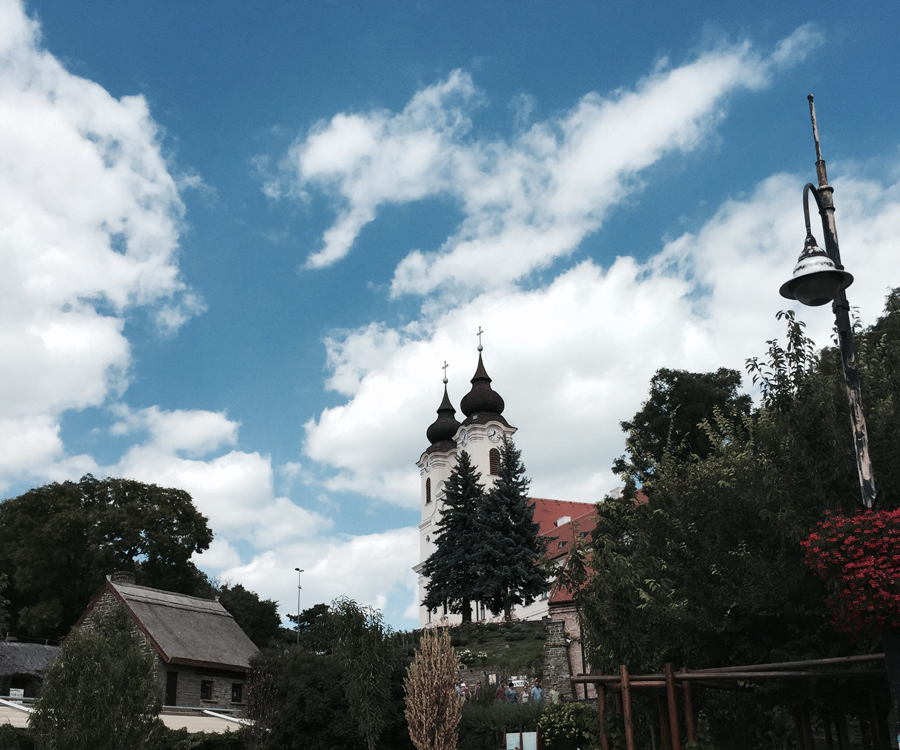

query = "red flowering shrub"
(802, 509), (900, 635)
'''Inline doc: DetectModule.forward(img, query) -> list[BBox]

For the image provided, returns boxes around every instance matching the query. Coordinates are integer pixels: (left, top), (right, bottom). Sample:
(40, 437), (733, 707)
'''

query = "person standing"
(505, 682), (517, 703)
(530, 682), (542, 703)
(496, 681), (506, 702)
(474, 680), (482, 700)
(549, 687), (560, 704)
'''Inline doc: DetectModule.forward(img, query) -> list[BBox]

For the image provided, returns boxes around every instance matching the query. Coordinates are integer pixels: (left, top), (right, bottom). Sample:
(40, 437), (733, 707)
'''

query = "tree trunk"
(461, 601), (472, 623)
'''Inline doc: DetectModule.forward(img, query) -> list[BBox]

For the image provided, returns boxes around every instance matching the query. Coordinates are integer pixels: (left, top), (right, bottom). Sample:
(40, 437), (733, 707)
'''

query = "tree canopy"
(577, 292), (900, 748)
(30, 603), (161, 750)
(422, 451), (485, 622)
(612, 366), (751, 489)
(217, 583), (282, 648)
(0, 475), (213, 639)
(245, 598), (411, 750)
(473, 439), (548, 620)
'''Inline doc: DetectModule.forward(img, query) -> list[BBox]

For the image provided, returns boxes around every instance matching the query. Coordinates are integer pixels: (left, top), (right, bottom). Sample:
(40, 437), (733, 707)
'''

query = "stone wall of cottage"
(81, 586), (247, 711)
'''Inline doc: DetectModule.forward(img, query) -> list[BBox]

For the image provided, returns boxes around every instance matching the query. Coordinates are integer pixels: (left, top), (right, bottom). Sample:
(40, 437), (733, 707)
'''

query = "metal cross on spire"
(476, 326), (484, 352)
(442, 361), (449, 384)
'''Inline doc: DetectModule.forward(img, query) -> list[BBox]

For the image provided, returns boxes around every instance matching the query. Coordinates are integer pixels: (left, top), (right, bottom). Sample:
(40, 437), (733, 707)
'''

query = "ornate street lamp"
(779, 95), (876, 510)
(781, 96), (900, 739)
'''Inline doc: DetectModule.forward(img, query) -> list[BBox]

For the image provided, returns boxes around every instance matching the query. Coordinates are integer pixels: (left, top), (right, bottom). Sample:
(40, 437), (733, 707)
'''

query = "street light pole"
(779, 94), (876, 510)
(780, 95), (898, 739)
(295, 567), (304, 645)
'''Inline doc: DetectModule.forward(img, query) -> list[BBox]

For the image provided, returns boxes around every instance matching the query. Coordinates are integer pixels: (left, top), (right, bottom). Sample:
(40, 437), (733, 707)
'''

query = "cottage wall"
(81, 589), (247, 710)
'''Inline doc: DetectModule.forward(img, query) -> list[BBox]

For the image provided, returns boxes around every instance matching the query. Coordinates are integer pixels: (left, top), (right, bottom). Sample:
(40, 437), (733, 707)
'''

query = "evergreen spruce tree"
(473, 438), (548, 620)
(421, 450), (484, 622)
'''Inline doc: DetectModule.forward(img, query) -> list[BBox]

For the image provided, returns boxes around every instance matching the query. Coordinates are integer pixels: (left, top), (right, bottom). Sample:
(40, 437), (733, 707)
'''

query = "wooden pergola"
(572, 654), (887, 750)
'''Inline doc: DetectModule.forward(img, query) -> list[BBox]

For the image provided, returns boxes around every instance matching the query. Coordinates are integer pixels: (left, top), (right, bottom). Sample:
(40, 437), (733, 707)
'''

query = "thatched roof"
(0, 641), (58, 677)
(78, 578), (259, 672)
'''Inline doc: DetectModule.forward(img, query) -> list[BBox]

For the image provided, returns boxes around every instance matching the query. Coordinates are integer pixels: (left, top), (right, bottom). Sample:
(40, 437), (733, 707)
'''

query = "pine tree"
(472, 438), (548, 620)
(421, 450), (483, 622)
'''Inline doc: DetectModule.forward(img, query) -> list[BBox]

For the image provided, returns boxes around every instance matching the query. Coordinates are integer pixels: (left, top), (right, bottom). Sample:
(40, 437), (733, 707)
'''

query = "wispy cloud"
(279, 27), (822, 298)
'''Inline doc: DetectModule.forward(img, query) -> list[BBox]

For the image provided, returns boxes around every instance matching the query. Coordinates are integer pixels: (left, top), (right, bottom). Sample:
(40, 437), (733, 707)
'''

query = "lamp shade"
(779, 237), (853, 307)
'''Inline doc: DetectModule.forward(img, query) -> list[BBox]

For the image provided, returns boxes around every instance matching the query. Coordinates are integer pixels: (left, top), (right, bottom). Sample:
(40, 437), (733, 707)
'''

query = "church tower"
(413, 342), (516, 627)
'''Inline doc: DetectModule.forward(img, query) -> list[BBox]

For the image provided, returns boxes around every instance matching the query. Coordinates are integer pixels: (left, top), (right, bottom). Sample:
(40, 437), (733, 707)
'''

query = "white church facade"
(413, 344), (598, 628)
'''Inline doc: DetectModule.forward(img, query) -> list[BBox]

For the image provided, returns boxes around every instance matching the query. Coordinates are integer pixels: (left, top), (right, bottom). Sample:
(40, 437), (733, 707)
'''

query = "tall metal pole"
(295, 567), (304, 645)
(806, 95), (877, 510)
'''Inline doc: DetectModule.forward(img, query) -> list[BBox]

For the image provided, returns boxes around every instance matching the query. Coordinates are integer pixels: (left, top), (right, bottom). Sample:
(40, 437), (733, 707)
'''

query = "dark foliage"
(422, 451), (485, 622)
(244, 598), (413, 750)
(0, 475), (213, 639)
(30, 603), (162, 750)
(580, 291), (900, 749)
(217, 584), (282, 648)
(472, 439), (548, 621)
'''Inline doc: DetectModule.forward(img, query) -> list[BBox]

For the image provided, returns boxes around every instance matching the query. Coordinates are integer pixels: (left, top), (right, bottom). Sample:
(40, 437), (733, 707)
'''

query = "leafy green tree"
(30, 603), (162, 750)
(245, 597), (410, 750)
(331, 597), (394, 750)
(472, 439), (548, 621)
(0, 475), (213, 638)
(422, 451), (485, 622)
(612, 367), (751, 490)
(217, 583), (281, 648)
(577, 292), (900, 748)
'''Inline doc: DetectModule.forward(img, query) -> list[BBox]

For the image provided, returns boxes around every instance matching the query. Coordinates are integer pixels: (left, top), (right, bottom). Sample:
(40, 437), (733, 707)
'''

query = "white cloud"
(220, 527), (419, 624)
(281, 28), (821, 298)
(302, 169), (900, 510)
(0, 0), (201, 485)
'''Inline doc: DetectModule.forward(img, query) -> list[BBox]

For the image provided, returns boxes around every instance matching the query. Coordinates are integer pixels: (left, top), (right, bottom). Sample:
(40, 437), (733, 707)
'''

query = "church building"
(413, 343), (598, 628)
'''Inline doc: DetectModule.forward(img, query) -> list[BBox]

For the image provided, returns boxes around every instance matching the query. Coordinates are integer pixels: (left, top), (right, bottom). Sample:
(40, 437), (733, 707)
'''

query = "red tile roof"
(529, 491), (647, 605)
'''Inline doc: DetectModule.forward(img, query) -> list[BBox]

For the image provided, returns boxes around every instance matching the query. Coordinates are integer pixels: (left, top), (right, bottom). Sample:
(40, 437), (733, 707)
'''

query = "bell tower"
(413, 334), (516, 627)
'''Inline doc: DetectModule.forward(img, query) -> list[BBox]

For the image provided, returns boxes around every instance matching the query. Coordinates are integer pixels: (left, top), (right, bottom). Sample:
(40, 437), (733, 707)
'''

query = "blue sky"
(3, 0), (900, 629)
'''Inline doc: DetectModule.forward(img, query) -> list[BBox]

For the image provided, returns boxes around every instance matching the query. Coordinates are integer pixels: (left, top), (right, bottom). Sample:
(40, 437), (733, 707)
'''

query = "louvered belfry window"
(489, 448), (500, 475)
(425, 477), (431, 504)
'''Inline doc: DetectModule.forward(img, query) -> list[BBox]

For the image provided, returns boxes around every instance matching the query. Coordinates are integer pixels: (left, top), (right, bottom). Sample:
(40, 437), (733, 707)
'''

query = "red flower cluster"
(802, 509), (900, 635)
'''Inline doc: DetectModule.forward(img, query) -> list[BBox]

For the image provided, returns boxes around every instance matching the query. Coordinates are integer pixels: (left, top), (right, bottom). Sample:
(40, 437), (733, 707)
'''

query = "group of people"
(454, 680), (482, 701)
(495, 679), (559, 704)
(454, 678), (562, 704)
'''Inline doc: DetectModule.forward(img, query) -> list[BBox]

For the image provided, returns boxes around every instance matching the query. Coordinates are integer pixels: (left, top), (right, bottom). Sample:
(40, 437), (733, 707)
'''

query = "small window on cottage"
(425, 477), (431, 504)
(557, 540), (568, 550)
(232, 683), (243, 703)
(200, 680), (213, 701)
(489, 448), (500, 475)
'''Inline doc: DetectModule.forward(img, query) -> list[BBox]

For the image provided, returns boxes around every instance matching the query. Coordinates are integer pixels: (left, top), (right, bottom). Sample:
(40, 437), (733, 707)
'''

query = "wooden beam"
(680, 668), (695, 744)
(620, 665), (635, 750)
(665, 664), (681, 750)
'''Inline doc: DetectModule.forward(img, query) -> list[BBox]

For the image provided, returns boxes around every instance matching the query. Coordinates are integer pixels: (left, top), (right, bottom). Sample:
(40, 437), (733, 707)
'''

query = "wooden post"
(801, 710), (815, 750)
(836, 711), (850, 750)
(620, 665), (636, 750)
(658, 694), (672, 750)
(597, 684), (609, 750)
(820, 709), (834, 750)
(665, 664), (682, 750)
(680, 668), (695, 744)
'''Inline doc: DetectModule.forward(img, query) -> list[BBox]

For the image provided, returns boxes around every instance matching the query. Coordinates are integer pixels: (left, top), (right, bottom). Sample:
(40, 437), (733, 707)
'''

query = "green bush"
(146, 726), (247, 750)
(537, 702), (600, 750)
(458, 702), (543, 750)
(0, 725), (34, 750)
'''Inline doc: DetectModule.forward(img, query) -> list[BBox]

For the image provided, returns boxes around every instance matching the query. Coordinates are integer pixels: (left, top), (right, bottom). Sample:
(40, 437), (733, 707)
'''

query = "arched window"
(425, 477), (432, 504)
(489, 448), (500, 475)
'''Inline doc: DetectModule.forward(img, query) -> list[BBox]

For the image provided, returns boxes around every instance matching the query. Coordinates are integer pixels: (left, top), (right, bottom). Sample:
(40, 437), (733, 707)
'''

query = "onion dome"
(426, 383), (460, 452)
(460, 352), (505, 417)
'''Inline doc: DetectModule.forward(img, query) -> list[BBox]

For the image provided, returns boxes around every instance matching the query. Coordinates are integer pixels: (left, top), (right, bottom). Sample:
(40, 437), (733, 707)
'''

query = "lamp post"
(295, 567), (304, 645)
(780, 96), (900, 739)
(779, 95), (876, 511)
